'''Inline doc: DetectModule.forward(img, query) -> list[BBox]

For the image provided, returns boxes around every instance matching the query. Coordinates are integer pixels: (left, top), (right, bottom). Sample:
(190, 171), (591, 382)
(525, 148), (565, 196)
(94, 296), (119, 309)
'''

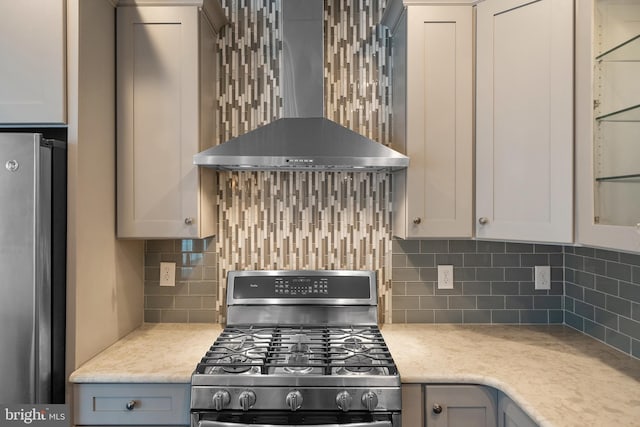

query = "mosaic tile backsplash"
(213, 0), (394, 322)
(217, 171), (392, 321)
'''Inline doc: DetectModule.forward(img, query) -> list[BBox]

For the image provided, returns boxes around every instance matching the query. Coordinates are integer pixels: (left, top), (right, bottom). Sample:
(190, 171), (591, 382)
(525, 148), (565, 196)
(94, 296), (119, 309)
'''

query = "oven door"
(197, 422), (391, 427)
(192, 411), (398, 427)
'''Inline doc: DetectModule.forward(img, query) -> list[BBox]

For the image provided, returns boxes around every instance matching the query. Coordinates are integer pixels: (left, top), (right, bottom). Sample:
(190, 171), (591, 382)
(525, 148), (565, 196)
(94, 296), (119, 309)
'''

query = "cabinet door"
(498, 393), (537, 427)
(0, 0), (65, 124)
(393, 5), (473, 238)
(117, 6), (216, 238)
(575, 0), (640, 253)
(425, 385), (498, 427)
(476, 0), (573, 243)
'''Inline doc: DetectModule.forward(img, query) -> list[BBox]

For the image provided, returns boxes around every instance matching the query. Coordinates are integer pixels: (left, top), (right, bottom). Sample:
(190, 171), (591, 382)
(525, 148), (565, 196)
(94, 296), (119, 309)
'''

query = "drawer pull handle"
(433, 403), (443, 414)
(126, 400), (137, 411)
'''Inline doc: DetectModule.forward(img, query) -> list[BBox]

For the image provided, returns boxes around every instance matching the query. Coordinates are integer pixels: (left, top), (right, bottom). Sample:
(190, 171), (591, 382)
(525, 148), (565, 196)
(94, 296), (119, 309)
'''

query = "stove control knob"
(361, 391), (379, 411)
(285, 390), (303, 411)
(212, 390), (230, 411)
(238, 391), (256, 411)
(336, 391), (352, 412)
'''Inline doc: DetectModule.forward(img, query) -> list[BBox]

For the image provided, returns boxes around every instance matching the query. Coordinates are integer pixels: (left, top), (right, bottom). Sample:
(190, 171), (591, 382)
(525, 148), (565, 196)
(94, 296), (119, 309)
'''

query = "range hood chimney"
(194, 0), (409, 172)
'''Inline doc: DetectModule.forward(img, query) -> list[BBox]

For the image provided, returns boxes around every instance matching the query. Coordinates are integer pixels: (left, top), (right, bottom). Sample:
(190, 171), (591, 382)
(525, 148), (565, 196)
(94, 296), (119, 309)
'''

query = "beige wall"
(66, 0), (144, 386)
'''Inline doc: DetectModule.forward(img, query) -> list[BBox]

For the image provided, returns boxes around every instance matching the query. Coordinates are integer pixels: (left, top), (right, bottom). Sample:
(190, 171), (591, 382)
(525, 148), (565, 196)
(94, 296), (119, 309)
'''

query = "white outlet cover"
(437, 265), (454, 289)
(160, 262), (176, 287)
(534, 266), (551, 290)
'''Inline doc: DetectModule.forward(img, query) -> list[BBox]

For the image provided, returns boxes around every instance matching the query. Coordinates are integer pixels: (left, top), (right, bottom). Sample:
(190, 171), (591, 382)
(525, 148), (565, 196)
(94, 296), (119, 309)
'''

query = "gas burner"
(283, 352), (314, 374)
(339, 354), (374, 374)
(200, 354), (261, 375)
(224, 339), (254, 352)
(216, 355), (255, 374)
(342, 337), (367, 352)
(221, 365), (252, 374)
(290, 342), (310, 353)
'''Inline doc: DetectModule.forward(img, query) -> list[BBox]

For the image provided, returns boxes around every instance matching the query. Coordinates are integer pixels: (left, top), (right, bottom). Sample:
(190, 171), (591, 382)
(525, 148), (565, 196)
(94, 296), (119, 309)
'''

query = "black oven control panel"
(230, 272), (372, 300)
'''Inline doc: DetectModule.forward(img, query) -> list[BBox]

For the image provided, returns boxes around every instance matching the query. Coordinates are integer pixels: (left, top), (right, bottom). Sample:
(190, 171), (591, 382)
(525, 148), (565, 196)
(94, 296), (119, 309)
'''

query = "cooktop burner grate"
(196, 325), (397, 376)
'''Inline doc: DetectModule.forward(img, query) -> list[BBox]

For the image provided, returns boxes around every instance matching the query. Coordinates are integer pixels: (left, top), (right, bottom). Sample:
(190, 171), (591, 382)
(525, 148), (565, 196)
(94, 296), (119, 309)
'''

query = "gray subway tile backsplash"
(605, 329), (631, 353)
(632, 303), (640, 321)
(463, 310), (492, 323)
(140, 234), (640, 359)
(492, 310), (520, 323)
(144, 238), (218, 323)
(564, 244), (640, 358)
(392, 239), (563, 325)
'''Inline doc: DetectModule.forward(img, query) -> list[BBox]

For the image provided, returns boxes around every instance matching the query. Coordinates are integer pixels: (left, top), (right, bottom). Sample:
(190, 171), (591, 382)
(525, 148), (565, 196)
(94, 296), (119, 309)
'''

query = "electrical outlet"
(535, 266), (551, 290)
(437, 265), (454, 289)
(160, 262), (176, 287)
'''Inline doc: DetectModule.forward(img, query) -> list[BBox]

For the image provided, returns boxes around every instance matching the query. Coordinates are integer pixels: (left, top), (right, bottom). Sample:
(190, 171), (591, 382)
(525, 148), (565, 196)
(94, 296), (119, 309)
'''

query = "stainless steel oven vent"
(193, 0), (408, 172)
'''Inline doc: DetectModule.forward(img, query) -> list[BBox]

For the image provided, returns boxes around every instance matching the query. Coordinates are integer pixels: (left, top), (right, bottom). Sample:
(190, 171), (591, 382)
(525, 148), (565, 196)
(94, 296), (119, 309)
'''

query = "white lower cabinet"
(402, 384), (537, 427)
(425, 385), (498, 427)
(498, 392), (537, 427)
(74, 383), (190, 426)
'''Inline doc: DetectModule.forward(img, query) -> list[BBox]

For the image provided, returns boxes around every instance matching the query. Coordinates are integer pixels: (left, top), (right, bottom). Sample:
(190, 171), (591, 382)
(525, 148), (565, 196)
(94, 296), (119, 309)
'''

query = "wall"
(67, 0), (144, 375)
(565, 246), (640, 358)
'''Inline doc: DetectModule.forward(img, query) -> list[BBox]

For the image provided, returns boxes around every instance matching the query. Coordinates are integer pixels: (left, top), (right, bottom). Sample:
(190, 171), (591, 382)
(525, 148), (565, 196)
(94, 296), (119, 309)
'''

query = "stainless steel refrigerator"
(0, 132), (66, 404)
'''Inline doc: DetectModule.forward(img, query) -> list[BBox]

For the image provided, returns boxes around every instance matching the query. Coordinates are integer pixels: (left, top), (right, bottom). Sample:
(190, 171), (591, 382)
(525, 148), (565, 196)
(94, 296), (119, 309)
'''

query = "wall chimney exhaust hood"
(194, 0), (408, 172)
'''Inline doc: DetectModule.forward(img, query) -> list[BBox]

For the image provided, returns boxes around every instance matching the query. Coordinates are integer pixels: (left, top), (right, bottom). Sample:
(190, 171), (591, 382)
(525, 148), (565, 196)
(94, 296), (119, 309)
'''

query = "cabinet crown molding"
(115, 0), (228, 33)
(381, 0), (480, 31)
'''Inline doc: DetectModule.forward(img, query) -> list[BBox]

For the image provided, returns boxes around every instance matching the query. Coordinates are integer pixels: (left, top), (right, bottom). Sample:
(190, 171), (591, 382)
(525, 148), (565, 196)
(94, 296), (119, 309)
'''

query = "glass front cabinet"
(576, 0), (640, 252)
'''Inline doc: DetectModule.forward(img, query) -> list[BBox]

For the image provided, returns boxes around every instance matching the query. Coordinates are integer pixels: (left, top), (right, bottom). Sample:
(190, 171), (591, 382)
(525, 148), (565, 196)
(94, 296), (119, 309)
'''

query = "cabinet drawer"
(74, 383), (190, 426)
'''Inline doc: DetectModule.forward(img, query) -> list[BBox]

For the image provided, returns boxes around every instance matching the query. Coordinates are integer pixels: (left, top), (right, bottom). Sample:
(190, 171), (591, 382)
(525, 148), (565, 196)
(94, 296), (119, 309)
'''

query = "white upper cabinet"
(575, 0), (640, 253)
(116, 1), (225, 239)
(476, 0), (574, 244)
(0, 0), (65, 124)
(385, 0), (473, 239)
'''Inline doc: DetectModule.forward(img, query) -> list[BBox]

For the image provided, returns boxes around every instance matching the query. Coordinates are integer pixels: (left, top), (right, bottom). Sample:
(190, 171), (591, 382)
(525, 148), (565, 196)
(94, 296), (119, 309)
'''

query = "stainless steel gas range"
(190, 270), (402, 427)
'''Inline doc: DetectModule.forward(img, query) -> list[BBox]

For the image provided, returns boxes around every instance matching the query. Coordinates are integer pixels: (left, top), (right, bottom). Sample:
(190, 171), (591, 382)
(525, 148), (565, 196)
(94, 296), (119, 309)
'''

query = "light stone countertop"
(69, 323), (222, 383)
(380, 324), (640, 427)
(69, 323), (640, 426)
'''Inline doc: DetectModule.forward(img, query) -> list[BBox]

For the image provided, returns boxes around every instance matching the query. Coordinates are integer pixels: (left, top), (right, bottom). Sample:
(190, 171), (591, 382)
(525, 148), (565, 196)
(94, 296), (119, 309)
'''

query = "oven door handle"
(197, 421), (392, 427)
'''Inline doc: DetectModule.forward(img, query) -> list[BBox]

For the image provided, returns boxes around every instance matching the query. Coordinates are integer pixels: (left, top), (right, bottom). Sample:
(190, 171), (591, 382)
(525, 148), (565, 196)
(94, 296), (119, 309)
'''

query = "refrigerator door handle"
(36, 143), (52, 403)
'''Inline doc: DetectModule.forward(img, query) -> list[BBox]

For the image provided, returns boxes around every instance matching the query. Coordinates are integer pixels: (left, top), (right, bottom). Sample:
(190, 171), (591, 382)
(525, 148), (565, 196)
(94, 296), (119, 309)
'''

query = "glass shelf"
(595, 103), (640, 122)
(596, 34), (640, 62)
(596, 173), (640, 182)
